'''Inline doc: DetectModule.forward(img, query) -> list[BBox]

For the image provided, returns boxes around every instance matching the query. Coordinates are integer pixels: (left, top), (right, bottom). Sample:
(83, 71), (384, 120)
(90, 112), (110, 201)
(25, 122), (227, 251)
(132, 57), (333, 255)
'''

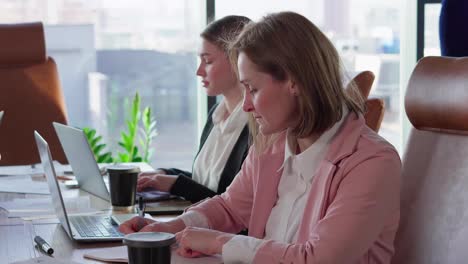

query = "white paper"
(0, 197), (54, 217)
(0, 161), (64, 176)
(84, 246), (223, 264)
(11, 256), (81, 264)
(0, 196), (98, 219)
(0, 165), (41, 176)
(0, 176), (50, 194)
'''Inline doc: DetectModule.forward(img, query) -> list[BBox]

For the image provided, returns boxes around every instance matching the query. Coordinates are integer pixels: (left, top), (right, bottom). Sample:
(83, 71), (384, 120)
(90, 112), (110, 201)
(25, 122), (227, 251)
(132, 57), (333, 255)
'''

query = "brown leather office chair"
(346, 70), (384, 132)
(347, 70), (375, 99)
(0, 22), (68, 165)
(364, 98), (385, 132)
(392, 56), (468, 264)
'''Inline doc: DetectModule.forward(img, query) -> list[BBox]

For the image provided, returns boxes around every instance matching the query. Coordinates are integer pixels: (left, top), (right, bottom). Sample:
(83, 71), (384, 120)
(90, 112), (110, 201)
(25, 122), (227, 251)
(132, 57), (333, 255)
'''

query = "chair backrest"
(364, 98), (385, 132)
(0, 22), (68, 165)
(348, 70), (375, 99)
(346, 70), (384, 132)
(392, 56), (468, 263)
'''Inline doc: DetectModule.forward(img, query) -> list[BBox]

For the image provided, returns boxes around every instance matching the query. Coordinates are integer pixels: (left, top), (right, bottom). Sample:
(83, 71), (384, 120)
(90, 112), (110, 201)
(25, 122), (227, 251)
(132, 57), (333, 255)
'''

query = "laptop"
(0, 111), (3, 125)
(53, 122), (112, 201)
(34, 131), (124, 242)
(53, 122), (191, 213)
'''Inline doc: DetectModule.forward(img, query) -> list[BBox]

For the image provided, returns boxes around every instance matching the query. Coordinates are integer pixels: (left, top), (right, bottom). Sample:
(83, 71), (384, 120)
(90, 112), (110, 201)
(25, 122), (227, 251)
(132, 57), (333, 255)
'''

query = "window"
(0, 0), (206, 169)
(217, 0), (402, 152)
(424, 3), (442, 56)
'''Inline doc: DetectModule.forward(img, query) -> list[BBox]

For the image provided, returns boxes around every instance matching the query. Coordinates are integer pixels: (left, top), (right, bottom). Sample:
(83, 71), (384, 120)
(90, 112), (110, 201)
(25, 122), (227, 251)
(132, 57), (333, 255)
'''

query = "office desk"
(0, 166), (189, 264)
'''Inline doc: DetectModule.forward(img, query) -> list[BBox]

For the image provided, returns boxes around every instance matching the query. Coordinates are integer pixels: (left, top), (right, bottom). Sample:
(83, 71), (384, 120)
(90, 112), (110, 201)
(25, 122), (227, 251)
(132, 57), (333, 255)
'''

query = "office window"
(217, 0), (402, 152)
(424, 4), (442, 56)
(0, 0), (205, 169)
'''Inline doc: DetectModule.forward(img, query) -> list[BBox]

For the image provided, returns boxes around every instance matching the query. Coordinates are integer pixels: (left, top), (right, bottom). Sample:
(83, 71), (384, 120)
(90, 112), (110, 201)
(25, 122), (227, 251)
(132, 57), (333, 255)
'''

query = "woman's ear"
(288, 79), (299, 96)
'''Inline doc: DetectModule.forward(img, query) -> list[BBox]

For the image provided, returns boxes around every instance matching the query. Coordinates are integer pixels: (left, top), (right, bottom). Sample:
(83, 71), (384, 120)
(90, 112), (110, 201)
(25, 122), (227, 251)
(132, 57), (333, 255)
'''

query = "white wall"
(44, 24), (97, 128)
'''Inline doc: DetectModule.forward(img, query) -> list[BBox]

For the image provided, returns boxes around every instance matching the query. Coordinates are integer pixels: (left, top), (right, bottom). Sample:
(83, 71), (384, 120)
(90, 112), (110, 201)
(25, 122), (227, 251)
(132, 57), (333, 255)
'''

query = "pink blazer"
(188, 113), (401, 264)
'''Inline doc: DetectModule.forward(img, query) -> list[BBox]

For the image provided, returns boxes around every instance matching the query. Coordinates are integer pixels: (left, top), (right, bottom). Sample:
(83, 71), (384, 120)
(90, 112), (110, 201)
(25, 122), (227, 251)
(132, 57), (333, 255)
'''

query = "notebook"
(34, 131), (132, 242)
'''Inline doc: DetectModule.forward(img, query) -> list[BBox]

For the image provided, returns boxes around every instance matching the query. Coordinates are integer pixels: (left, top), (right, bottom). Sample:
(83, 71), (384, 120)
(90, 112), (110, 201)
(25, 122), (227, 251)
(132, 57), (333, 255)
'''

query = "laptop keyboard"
(69, 215), (123, 238)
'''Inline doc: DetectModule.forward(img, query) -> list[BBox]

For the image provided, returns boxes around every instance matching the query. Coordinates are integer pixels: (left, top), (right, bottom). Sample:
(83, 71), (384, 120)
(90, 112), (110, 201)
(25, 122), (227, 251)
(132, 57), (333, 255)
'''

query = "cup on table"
(123, 232), (176, 264)
(107, 165), (140, 210)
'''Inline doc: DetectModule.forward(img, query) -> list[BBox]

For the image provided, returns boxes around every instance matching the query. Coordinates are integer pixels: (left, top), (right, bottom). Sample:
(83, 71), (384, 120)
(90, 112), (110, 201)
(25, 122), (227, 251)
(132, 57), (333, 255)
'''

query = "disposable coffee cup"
(123, 232), (176, 264)
(107, 165), (140, 209)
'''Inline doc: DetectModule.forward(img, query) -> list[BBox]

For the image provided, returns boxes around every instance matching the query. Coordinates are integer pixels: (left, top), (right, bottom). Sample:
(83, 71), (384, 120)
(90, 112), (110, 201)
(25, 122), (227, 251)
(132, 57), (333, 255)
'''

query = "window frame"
(417, 0), (441, 59)
(206, 0), (218, 113)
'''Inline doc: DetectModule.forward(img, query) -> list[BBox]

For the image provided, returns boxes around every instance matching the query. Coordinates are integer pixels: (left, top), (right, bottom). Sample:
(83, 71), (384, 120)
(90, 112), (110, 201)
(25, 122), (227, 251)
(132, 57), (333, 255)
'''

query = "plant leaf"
(90, 135), (102, 148)
(97, 152), (112, 163)
(132, 92), (141, 120)
(88, 129), (96, 140)
(82, 127), (114, 163)
(118, 153), (129, 162)
(93, 144), (106, 155)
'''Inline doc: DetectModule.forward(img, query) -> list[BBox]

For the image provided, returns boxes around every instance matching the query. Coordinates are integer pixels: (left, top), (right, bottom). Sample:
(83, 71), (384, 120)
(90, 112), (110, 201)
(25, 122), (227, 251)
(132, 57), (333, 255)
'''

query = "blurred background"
(0, 0), (434, 169)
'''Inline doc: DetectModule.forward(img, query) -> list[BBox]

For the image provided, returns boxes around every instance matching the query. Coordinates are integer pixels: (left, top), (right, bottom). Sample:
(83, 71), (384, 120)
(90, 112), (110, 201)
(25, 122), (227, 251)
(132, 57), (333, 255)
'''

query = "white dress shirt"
(192, 100), (248, 192)
(182, 109), (348, 264)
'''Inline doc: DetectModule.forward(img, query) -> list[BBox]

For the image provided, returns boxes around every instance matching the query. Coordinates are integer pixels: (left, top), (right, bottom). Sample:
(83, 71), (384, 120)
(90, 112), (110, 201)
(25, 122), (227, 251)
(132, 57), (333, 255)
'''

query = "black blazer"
(162, 103), (250, 203)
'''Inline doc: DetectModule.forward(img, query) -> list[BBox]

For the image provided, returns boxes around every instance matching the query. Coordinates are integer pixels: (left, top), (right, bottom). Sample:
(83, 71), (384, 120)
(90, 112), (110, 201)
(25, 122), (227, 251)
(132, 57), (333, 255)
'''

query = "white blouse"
(192, 100), (248, 192)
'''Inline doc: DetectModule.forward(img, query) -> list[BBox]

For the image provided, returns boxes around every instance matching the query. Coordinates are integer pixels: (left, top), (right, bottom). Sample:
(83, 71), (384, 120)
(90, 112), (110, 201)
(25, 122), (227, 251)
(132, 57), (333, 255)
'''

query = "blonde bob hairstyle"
(229, 12), (364, 148)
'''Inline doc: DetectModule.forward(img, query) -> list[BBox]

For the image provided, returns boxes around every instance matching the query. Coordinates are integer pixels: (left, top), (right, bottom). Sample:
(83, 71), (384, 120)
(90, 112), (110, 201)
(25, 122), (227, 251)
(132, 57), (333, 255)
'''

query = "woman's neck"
(295, 133), (321, 154)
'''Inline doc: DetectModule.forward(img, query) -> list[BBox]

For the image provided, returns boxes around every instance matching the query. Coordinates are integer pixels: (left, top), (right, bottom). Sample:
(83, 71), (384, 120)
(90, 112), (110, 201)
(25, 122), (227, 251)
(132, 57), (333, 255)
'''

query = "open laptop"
(34, 131), (124, 242)
(53, 122), (191, 213)
(53, 122), (112, 201)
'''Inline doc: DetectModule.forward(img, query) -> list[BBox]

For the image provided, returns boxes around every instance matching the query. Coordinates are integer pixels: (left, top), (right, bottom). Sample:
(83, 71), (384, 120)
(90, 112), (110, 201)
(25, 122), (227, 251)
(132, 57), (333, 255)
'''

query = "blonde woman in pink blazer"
(120, 11), (401, 264)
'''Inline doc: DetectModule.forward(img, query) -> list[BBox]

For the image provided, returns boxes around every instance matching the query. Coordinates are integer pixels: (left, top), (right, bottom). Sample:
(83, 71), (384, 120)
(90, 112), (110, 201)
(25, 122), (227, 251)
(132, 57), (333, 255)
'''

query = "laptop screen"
(34, 131), (73, 237)
(53, 122), (110, 201)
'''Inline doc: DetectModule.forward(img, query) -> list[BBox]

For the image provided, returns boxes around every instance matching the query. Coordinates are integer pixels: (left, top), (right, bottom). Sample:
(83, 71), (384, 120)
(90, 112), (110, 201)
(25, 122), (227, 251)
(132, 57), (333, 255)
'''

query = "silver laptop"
(34, 131), (123, 242)
(53, 122), (111, 201)
(0, 111), (3, 125)
(53, 122), (191, 214)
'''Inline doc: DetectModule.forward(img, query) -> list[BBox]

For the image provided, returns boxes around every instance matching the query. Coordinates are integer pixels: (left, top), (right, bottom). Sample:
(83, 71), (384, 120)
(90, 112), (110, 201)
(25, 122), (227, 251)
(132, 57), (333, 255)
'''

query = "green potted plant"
(84, 92), (158, 164)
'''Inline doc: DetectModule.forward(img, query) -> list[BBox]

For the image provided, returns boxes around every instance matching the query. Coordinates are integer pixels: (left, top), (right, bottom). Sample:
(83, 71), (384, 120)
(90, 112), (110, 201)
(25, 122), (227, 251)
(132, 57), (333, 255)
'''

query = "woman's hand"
(118, 216), (155, 234)
(139, 169), (166, 177)
(119, 217), (186, 234)
(137, 174), (178, 192)
(175, 227), (235, 258)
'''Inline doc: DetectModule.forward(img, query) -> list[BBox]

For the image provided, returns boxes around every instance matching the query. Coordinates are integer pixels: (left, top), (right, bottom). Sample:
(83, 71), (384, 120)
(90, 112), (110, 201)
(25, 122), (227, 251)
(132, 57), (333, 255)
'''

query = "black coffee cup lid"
(106, 164), (140, 174)
(123, 232), (176, 248)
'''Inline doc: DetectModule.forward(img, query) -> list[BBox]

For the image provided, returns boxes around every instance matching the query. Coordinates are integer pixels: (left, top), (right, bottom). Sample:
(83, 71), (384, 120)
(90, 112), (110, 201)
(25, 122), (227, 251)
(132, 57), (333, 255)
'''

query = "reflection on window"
(0, 0), (205, 169)
(217, 0), (402, 152)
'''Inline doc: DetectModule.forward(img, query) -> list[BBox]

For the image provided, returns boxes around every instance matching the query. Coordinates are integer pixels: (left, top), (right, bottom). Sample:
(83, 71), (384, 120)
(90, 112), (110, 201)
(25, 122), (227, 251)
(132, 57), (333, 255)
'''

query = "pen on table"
(138, 196), (146, 217)
(35, 173), (73, 181)
(34, 235), (54, 255)
(56, 175), (74, 181)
